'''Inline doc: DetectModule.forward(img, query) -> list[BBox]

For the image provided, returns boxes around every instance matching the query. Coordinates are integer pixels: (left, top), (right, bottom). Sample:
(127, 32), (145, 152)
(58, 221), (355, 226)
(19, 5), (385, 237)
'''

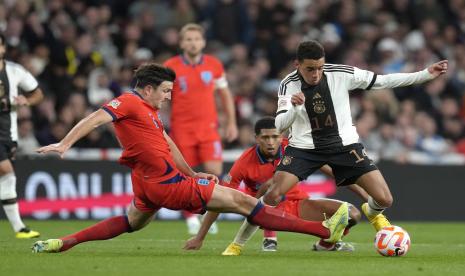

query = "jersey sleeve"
(276, 78), (299, 114)
(16, 65), (39, 93)
(221, 162), (244, 190)
(213, 58), (228, 89)
(101, 95), (135, 122)
(347, 66), (377, 91)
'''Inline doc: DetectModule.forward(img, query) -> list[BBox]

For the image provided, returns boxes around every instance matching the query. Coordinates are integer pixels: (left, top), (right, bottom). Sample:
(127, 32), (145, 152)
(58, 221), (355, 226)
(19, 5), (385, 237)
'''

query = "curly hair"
(134, 63), (176, 89)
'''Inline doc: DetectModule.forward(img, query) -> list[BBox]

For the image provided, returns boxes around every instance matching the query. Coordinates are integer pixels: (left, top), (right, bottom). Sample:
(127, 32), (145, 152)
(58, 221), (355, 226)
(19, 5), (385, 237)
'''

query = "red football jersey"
(102, 92), (178, 181)
(223, 141), (308, 200)
(164, 54), (226, 131)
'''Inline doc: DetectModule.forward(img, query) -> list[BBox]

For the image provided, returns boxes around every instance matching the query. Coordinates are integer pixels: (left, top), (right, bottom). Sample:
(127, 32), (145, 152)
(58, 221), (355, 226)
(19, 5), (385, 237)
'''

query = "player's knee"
(377, 194), (393, 208)
(263, 190), (281, 206)
(127, 218), (146, 232)
(0, 173), (17, 200)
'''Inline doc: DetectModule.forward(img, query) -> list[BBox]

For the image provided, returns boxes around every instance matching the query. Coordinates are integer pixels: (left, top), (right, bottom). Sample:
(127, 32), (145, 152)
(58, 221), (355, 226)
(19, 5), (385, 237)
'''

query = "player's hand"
(13, 95), (29, 106)
(36, 143), (69, 158)
(183, 236), (203, 250)
(291, 92), (305, 106)
(225, 122), (238, 142)
(427, 60), (448, 78)
(194, 172), (219, 184)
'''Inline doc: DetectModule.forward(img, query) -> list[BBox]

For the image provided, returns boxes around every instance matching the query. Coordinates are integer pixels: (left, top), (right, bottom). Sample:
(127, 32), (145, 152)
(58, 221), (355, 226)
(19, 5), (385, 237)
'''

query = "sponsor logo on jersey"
(313, 100), (326, 114)
(278, 99), (288, 109)
(222, 173), (232, 184)
(197, 179), (210, 186)
(281, 156), (292, 165)
(107, 99), (121, 109)
(148, 113), (160, 128)
(313, 92), (322, 99)
(200, 71), (213, 85)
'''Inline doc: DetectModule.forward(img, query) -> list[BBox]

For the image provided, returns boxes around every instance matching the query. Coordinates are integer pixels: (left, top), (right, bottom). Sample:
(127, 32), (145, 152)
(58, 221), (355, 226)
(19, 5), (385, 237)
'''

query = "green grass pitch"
(1, 220), (464, 276)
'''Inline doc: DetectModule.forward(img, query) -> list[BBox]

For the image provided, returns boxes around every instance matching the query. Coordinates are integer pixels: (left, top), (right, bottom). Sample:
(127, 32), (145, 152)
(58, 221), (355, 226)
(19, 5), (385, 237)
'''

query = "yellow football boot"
(221, 242), (243, 256)
(322, 202), (349, 243)
(16, 227), (40, 239)
(361, 203), (391, 231)
(32, 239), (63, 253)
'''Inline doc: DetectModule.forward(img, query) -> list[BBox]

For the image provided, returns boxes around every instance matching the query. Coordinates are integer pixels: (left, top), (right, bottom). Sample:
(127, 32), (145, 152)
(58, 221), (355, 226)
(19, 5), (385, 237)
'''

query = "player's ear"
(294, 59), (300, 69)
(142, 84), (152, 96)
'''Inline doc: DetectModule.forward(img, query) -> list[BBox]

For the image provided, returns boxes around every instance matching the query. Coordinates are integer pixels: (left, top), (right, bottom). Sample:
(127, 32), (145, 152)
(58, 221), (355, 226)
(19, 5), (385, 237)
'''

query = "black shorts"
(277, 143), (378, 186)
(0, 141), (17, 162)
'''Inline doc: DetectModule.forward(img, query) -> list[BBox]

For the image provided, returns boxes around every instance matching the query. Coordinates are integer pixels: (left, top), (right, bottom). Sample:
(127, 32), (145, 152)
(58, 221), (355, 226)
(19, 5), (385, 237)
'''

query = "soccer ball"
(374, 225), (411, 257)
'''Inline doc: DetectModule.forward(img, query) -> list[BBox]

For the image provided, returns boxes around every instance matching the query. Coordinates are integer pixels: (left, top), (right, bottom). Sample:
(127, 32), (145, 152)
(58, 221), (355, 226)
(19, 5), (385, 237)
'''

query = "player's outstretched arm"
(164, 131), (196, 177)
(164, 132), (219, 183)
(427, 60), (448, 78)
(14, 88), (44, 106)
(37, 109), (113, 158)
(183, 211), (220, 250)
(370, 60), (448, 90)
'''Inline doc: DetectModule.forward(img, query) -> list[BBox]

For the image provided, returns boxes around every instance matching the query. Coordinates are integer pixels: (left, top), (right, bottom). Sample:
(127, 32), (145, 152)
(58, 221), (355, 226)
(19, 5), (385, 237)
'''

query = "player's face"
(296, 57), (325, 86)
(180, 30), (206, 57)
(147, 81), (173, 109)
(256, 128), (282, 158)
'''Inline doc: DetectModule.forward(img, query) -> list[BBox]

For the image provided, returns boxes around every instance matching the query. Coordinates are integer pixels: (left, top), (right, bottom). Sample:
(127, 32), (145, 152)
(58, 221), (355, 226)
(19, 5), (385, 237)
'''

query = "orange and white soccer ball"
(374, 225), (411, 257)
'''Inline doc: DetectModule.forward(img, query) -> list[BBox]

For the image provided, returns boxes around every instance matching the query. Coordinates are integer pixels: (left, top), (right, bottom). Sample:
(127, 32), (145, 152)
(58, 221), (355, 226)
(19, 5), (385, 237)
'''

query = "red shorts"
(170, 129), (222, 167)
(175, 139), (222, 167)
(131, 173), (215, 214)
(276, 199), (302, 218)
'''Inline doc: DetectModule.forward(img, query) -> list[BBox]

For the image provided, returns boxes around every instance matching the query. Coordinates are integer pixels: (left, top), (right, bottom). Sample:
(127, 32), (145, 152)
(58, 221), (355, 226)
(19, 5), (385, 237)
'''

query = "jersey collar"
(255, 145), (283, 164)
(130, 89), (143, 99)
(298, 71), (324, 89)
(180, 54), (204, 66)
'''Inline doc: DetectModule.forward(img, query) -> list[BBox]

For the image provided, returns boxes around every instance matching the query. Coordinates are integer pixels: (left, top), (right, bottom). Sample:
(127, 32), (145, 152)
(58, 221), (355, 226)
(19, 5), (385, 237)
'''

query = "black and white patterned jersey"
(0, 60), (39, 142)
(276, 63), (433, 150)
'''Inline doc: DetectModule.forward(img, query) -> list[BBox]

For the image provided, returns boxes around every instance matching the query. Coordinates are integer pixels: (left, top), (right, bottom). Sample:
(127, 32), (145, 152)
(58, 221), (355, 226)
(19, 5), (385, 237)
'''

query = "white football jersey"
(276, 63), (432, 150)
(0, 61), (39, 141)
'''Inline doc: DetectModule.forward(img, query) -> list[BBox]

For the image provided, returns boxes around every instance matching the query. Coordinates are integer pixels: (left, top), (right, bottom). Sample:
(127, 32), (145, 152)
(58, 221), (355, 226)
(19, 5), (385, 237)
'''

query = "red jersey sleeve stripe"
(101, 106), (117, 122)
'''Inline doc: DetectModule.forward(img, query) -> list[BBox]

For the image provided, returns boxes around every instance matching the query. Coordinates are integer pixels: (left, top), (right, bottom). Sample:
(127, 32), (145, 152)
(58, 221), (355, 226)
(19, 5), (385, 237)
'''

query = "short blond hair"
(179, 23), (205, 39)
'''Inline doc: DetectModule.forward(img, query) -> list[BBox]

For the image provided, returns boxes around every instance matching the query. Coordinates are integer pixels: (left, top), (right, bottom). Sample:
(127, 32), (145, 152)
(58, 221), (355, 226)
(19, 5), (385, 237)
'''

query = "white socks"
(233, 219), (259, 246)
(1, 173), (25, 232)
(3, 202), (26, 232)
(367, 196), (386, 217)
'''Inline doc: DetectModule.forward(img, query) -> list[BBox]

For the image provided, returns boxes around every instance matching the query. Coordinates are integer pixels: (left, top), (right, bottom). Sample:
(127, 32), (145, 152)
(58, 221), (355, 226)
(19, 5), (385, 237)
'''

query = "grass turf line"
(0, 220), (464, 276)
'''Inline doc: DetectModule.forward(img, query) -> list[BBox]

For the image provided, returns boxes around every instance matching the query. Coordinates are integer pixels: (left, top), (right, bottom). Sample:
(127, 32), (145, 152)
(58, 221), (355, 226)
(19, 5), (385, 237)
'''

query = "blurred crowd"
(3, 0), (465, 164)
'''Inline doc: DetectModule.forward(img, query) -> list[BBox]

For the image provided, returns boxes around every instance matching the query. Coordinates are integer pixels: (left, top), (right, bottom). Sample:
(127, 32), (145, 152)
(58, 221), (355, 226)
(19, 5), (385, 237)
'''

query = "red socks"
(60, 215), (132, 251)
(182, 210), (196, 219)
(264, 229), (277, 239)
(247, 203), (329, 239)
